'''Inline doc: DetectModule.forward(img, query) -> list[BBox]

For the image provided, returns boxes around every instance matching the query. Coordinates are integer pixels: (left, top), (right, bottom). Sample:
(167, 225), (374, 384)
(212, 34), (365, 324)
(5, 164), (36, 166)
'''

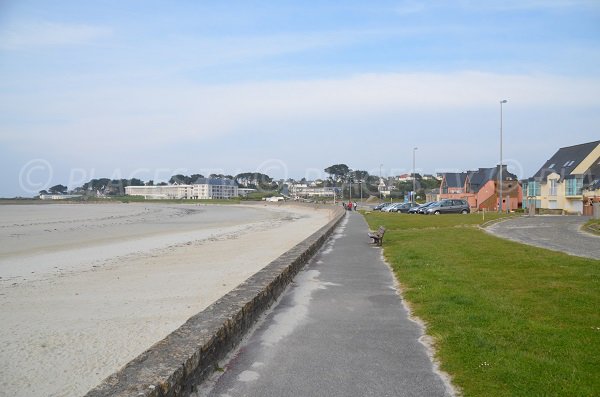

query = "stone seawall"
(85, 206), (345, 397)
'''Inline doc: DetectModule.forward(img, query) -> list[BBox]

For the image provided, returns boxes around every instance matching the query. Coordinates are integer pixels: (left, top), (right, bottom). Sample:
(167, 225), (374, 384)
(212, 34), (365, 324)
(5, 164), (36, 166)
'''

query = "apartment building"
(125, 178), (238, 200)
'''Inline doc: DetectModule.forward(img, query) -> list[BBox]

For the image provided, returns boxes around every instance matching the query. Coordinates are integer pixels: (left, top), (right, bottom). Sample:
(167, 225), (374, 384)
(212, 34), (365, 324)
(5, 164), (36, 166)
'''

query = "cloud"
(0, 21), (112, 50)
(2, 71), (598, 156)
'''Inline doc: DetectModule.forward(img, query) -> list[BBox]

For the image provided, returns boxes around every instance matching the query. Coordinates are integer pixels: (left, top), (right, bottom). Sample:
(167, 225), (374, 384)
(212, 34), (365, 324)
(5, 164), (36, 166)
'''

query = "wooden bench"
(368, 226), (386, 246)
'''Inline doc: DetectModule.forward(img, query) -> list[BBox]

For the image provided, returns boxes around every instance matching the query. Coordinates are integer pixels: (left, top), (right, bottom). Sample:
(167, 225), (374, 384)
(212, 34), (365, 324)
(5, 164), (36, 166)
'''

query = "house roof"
(468, 165), (518, 193)
(443, 172), (468, 188)
(531, 140), (600, 182)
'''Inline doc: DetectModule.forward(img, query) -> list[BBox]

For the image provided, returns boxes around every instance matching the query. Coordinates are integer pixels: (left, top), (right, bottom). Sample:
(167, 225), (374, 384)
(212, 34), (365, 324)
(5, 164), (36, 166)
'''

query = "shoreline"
(0, 202), (334, 397)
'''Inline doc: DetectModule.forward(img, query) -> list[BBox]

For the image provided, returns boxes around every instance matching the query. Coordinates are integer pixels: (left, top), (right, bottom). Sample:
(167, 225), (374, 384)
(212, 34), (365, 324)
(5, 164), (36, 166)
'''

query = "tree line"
(41, 172), (280, 196)
(39, 165), (440, 199)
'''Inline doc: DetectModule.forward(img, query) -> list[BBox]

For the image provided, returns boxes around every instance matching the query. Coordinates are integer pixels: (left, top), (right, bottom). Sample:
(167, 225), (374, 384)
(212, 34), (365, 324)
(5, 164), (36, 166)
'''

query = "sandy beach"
(0, 202), (333, 397)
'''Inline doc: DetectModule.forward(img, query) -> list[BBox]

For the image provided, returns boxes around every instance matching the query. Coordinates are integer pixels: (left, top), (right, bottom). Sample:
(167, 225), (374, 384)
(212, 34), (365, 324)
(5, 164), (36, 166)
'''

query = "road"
(486, 215), (600, 260)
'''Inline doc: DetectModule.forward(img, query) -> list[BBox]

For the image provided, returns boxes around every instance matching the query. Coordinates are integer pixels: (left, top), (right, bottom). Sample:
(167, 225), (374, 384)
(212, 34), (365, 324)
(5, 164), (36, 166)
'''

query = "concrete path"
(197, 212), (453, 397)
(486, 215), (600, 260)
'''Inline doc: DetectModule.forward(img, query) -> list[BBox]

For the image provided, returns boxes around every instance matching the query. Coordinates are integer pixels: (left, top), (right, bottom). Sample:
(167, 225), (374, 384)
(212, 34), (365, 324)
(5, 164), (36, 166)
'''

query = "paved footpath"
(486, 215), (600, 260)
(197, 212), (453, 397)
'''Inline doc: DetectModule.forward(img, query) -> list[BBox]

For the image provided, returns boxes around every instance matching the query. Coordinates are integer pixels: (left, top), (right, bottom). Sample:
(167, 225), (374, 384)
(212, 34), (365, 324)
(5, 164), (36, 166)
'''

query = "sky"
(1, 0), (599, 197)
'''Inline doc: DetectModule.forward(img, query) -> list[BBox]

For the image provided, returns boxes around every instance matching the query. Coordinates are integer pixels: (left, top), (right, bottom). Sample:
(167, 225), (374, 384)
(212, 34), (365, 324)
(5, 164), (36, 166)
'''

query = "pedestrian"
(353, 202), (357, 211)
(342, 202), (347, 210)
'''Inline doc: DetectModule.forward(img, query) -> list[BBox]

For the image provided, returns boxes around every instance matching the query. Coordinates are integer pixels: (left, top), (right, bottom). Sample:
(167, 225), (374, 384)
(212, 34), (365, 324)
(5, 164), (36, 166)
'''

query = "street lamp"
(379, 164), (383, 200)
(498, 99), (508, 213)
(349, 171), (352, 202)
(359, 179), (363, 202)
(412, 147), (418, 203)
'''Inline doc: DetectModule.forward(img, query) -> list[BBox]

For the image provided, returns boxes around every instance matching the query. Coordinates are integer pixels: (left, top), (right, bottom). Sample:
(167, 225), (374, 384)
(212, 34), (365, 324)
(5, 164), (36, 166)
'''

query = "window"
(565, 177), (583, 196)
(549, 179), (557, 196)
(527, 181), (540, 196)
(548, 163), (555, 168)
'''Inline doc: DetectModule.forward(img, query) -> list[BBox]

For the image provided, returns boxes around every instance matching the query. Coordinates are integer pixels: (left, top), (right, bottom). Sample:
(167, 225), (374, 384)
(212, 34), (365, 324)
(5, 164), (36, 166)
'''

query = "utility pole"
(498, 99), (508, 213)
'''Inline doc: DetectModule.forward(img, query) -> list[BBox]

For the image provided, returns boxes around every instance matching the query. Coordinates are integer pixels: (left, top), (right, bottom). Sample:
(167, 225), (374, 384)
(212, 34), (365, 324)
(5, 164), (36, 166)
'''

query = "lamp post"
(349, 171), (352, 202)
(359, 180), (363, 202)
(379, 164), (383, 200)
(412, 147), (418, 203)
(498, 99), (508, 213)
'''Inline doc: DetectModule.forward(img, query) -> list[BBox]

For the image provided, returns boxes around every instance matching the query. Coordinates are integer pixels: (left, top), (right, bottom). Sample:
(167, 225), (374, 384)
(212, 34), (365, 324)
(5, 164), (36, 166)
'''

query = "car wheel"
(434, 210), (441, 215)
(461, 209), (468, 214)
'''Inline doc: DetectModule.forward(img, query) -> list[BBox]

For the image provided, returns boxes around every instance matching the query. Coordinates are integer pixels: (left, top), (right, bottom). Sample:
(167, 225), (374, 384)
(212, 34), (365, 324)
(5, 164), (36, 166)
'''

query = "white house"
(524, 140), (600, 214)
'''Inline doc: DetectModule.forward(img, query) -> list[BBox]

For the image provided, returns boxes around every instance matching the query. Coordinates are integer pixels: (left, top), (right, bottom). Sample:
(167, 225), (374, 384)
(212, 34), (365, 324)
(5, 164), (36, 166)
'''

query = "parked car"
(393, 202), (419, 213)
(382, 203), (402, 212)
(417, 202), (438, 214)
(425, 199), (470, 215)
(373, 203), (391, 211)
(408, 202), (431, 214)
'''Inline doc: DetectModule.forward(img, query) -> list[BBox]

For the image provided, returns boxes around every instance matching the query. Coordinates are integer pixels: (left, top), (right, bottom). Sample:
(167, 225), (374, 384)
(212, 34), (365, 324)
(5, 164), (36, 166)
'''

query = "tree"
(49, 184), (68, 194)
(210, 173), (234, 179)
(235, 172), (274, 190)
(190, 174), (204, 183)
(324, 164), (350, 182)
(82, 178), (110, 192)
(169, 174), (191, 184)
(353, 170), (369, 182)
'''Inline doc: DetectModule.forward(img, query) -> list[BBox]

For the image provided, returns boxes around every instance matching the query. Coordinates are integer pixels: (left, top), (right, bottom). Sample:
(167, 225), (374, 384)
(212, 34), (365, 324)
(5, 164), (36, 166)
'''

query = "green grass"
(363, 212), (600, 397)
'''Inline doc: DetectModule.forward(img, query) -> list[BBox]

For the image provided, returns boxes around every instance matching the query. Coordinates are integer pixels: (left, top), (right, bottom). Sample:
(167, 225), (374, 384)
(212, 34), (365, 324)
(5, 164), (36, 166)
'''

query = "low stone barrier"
(85, 206), (345, 397)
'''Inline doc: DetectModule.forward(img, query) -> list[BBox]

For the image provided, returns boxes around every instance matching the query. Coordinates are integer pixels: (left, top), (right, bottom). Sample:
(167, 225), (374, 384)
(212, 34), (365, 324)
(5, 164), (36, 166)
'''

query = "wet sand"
(0, 202), (333, 397)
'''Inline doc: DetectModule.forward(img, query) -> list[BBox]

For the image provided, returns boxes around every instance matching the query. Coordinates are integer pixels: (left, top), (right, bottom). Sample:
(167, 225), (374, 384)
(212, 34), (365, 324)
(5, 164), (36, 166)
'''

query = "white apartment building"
(288, 184), (336, 198)
(125, 178), (238, 200)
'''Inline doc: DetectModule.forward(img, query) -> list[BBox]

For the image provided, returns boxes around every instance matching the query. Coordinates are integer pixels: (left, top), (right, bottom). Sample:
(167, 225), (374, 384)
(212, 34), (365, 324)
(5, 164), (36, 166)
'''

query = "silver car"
(425, 199), (470, 215)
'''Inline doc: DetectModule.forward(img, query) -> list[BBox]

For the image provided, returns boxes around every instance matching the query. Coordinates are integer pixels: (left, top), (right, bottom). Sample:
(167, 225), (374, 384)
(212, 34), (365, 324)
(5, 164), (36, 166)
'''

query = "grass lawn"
(363, 212), (600, 397)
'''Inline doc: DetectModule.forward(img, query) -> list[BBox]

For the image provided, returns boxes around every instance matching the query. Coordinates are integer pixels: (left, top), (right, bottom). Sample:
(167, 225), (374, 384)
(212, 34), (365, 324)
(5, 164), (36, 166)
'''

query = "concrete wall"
(85, 206), (345, 397)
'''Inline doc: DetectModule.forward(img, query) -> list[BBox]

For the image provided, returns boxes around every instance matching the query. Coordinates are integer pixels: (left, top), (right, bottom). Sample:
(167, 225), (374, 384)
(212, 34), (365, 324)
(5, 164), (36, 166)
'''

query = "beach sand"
(0, 202), (333, 397)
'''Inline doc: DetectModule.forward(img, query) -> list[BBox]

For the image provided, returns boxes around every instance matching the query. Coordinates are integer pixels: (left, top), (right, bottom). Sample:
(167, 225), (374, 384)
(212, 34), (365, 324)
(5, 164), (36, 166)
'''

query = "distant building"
(125, 178), (238, 200)
(288, 183), (336, 198)
(238, 188), (257, 197)
(377, 178), (391, 197)
(422, 174), (440, 181)
(39, 194), (81, 200)
(439, 166), (522, 211)
(523, 140), (600, 215)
